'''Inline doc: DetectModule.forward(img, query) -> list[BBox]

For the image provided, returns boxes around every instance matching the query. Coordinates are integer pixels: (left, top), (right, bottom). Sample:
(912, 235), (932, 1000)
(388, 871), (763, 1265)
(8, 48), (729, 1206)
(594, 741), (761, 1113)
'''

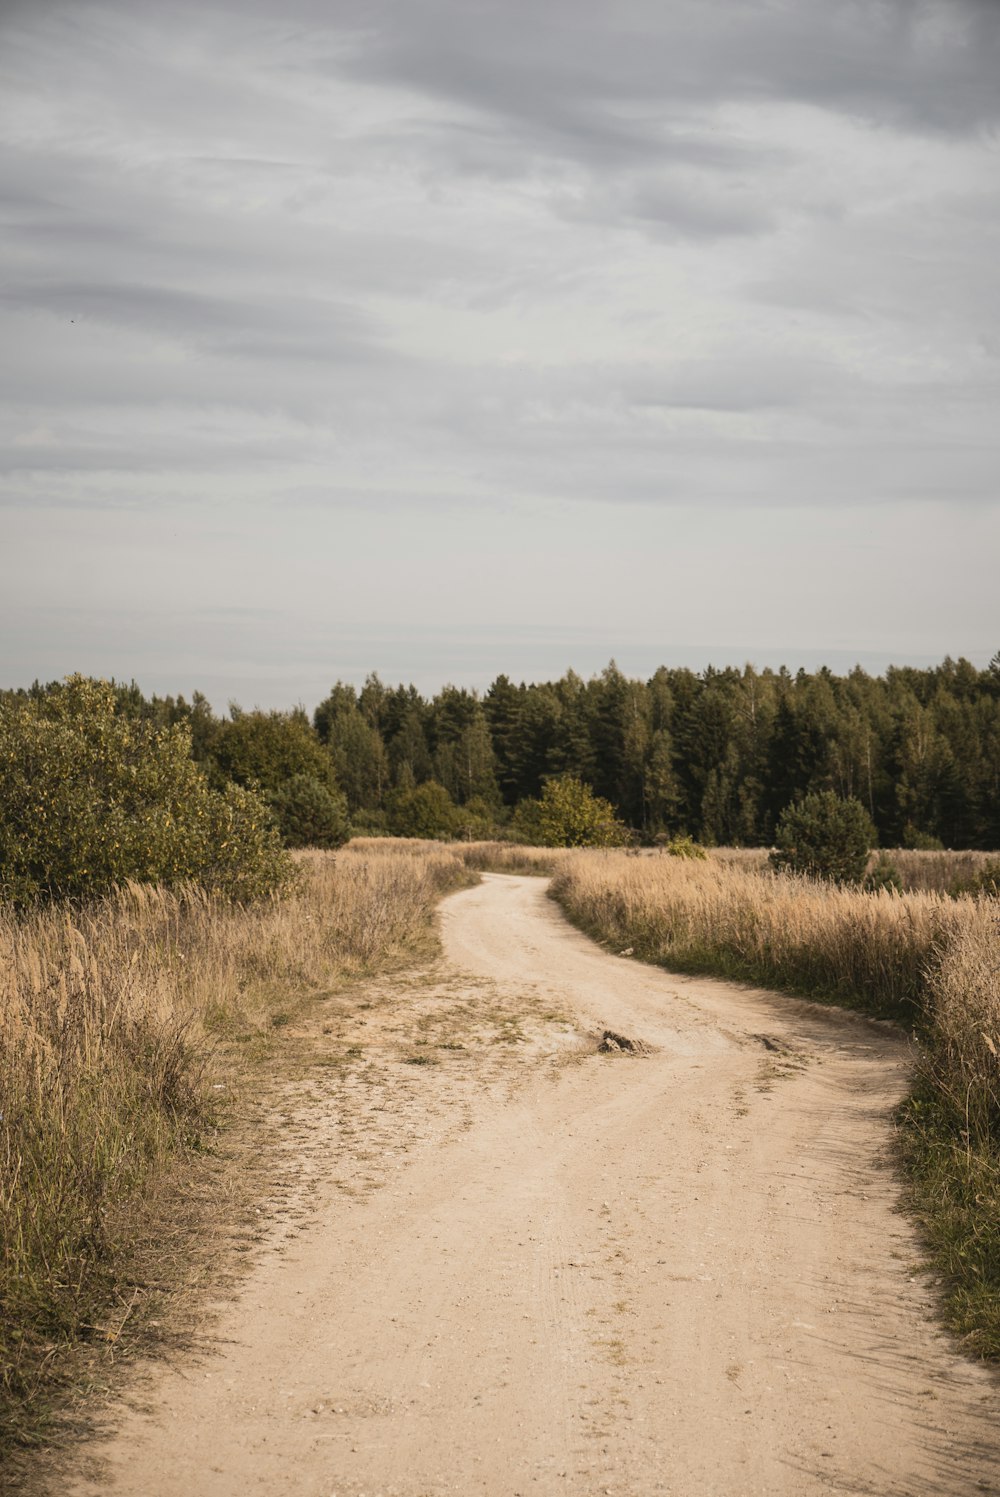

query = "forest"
(4, 653), (1000, 849)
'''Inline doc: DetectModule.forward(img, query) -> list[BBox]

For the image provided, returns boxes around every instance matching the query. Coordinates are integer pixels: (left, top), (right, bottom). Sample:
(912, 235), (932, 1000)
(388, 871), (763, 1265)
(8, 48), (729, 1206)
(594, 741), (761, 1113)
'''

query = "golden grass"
(345, 835), (571, 876)
(710, 845), (999, 895)
(551, 851), (974, 1019)
(452, 840), (573, 875)
(0, 845), (471, 1437)
(923, 902), (1000, 1138)
(551, 848), (1000, 1353)
(902, 906), (1000, 1354)
(886, 849), (998, 895)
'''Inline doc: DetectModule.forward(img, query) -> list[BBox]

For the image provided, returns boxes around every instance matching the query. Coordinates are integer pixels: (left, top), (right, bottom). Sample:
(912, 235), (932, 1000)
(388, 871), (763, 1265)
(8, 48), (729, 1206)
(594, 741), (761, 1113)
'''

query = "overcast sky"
(2, 0), (997, 709)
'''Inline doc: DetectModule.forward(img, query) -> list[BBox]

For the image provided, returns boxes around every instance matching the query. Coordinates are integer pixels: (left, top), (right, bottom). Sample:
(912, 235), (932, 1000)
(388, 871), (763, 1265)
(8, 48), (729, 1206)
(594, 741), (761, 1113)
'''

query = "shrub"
(663, 835), (707, 860)
(269, 775), (351, 849)
(387, 781), (461, 839)
(769, 791), (875, 885)
(864, 853), (903, 895)
(902, 823), (946, 852)
(0, 676), (291, 906)
(453, 795), (500, 842)
(349, 808), (390, 837)
(952, 858), (1000, 900)
(512, 775), (630, 848)
(209, 708), (339, 795)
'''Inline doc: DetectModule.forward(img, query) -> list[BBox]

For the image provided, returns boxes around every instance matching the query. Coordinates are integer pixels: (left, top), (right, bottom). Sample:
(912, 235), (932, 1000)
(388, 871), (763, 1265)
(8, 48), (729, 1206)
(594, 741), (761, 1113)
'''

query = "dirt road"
(66, 874), (999, 1496)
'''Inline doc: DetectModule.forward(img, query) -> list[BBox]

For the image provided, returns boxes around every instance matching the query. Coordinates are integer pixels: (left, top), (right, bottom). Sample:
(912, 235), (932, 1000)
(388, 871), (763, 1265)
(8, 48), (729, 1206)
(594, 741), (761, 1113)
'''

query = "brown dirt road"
(65, 873), (999, 1497)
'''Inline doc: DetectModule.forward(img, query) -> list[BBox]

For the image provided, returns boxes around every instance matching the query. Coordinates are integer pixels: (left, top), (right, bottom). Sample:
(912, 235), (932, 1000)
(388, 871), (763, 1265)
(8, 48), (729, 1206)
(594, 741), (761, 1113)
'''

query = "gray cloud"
(1, 0), (997, 699)
(2, 280), (379, 360)
(333, 0), (1000, 147)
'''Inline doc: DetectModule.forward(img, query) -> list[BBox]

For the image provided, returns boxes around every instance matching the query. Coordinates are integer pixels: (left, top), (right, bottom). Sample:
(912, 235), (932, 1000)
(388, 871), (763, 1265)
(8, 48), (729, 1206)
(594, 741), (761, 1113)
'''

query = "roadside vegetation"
(548, 849), (1000, 1356)
(0, 845), (472, 1453)
(2, 663), (999, 1440)
(715, 844), (1000, 896)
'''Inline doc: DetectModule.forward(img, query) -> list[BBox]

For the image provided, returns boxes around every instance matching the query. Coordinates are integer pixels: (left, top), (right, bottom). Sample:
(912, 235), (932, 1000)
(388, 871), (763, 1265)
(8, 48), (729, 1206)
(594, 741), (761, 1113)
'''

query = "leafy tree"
(314, 680), (392, 811)
(770, 792), (875, 885)
(512, 775), (629, 848)
(452, 795), (501, 841)
(269, 775), (351, 849)
(380, 689), (434, 788)
(0, 676), (290, 906)
(313, 682), (359, 742)
(357, 672), (389, 732)
(211, 708), (338, 796)
(387, 780), (461, 839)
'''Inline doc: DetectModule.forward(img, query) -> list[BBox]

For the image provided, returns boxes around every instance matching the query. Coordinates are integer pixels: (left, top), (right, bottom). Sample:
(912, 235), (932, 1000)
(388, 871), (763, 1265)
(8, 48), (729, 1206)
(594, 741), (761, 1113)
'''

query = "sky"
(1, 0), (998, 710)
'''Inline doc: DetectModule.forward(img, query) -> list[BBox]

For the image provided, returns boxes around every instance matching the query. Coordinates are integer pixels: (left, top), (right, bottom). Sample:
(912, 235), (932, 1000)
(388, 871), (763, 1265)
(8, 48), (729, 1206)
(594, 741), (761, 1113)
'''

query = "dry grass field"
(0, 844), (473, 1447)
(713, 844), (999, 894)
(549, 848), (1000, 1353)
(4, 834), (999, 1467)
(550, 851), (968, 1018)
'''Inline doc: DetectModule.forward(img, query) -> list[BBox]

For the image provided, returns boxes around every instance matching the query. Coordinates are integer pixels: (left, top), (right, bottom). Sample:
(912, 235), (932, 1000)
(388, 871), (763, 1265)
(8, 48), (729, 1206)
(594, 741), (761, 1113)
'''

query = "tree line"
(5, 654), (998, 850)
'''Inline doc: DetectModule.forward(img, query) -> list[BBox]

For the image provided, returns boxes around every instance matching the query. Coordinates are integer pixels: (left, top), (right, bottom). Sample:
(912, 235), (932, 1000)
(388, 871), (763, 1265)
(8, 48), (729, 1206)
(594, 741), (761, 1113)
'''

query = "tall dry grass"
(925, 902), (1000, 1139)
(886, 849), (999, 895)
(1, 846), (470, 1431)
(551, 849), (1000, 1352)
(345, 836), (571, 876)
(454, 841), (572, 876)
(710, 846), (999, 895)
(551, 851), (972, 1019)
(903, 905), (1000, 1353)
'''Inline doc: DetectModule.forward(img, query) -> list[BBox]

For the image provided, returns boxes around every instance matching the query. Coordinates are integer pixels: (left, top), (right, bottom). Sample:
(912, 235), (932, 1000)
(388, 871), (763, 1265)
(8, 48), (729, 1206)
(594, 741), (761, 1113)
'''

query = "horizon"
(3, 641), (995, 718)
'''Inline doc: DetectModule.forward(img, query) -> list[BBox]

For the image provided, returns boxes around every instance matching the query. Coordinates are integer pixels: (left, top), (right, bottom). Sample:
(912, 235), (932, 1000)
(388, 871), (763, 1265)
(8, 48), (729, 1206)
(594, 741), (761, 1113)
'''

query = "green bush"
(512, 775), (630, 848)
(210, 708), (339, 795)
(387, 781), (462, 839)
(663, 835), (708, 860)
(269, 774), (351, 849)
(0, 676), (292, 906)
(769, 791), (875, 885)
(902, 823), (946, 852)
(347, 808), (390, 837)
(452, 795), (500, 842)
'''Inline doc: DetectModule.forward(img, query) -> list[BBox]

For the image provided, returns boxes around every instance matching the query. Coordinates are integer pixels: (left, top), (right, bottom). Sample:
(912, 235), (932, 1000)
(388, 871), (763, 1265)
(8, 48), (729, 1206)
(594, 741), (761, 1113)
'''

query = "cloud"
(1, 0), (997, 699)
(2, 278), (380, 360)
(332, 0), (1000, 150)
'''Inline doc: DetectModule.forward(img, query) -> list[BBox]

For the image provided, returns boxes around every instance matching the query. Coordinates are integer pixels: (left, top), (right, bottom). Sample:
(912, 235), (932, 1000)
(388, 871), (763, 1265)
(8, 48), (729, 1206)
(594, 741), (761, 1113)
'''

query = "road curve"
(66, 873), (999, 1497)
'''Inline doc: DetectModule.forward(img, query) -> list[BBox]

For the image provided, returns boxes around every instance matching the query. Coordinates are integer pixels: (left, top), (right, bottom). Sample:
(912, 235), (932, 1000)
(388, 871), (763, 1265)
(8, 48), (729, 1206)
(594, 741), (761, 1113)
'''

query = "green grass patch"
(899, 1090), (1000, 1358)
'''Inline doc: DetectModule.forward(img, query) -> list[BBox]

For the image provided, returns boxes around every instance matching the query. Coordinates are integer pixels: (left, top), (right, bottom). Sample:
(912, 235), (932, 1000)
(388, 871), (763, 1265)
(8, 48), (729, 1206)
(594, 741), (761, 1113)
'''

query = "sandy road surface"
(65, 874), (998, 1497)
